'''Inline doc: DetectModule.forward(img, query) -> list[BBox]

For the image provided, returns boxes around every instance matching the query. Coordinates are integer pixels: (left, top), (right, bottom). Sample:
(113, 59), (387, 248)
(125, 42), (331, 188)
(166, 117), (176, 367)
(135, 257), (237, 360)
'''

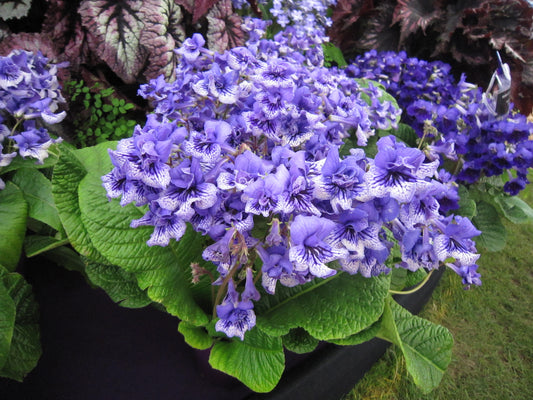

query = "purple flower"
(314, 146), (367, 211)
(434, 216), (481, 266)
(157, 157), (218, 219)
(242, 165), (289, 217)
(130, 203), (187, 246)
(447, 262), (482, 289)
(0, 57), (23, 89)
(215, 279), (257, 341)
(399, 228), (439, 271)
(184, 120), (233, 164)
(175, 33), (206, 63)
(9, 121), (61, 164)
(289, 215), (346, 278)
(367, 136), (437, 203)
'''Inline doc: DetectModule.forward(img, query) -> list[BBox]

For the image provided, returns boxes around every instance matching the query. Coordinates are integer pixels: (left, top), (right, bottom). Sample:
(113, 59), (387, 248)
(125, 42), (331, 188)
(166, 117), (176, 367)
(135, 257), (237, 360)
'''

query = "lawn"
(343, 182), (533, 400)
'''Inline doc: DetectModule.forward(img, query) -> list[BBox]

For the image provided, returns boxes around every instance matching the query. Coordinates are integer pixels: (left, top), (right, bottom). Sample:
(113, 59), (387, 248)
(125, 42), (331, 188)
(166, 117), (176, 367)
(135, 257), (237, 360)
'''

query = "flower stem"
(389, 269), (435, 295)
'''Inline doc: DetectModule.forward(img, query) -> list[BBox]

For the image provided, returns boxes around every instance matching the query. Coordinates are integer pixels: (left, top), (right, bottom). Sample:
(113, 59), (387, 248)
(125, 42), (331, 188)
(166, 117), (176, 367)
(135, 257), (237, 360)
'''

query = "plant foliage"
(329, 0), (533, 113)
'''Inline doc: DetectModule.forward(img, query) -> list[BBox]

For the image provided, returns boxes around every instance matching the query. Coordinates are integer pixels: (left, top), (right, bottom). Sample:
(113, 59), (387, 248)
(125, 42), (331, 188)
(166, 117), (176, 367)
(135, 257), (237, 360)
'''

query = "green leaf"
(24, 235), (70, 258)
(322, 42), (347, 67)
(11, 168), (63, 232)
(456, 185), (477, 218)
(74, 142), (210, 325)
(52, 143), (109, 264)
(178, 321), (213, 350)
(0, 182), (28, 271)
(404, 269), (428, 290)
(389, 123), (418, 147)
(494, 195), (533, 224)
(83, 257), (152, 309)
(472, 201), (507, 251)
(209, 328), (285, 393)
(377, 297), (453, 394)
(38, 246), (86, 274)
(256, 272), (390, 340)
(328, 318), (382, 346)
(0, 266), (41, 381)
(0, 278), (16, 370)
(282, 328), (319, 354)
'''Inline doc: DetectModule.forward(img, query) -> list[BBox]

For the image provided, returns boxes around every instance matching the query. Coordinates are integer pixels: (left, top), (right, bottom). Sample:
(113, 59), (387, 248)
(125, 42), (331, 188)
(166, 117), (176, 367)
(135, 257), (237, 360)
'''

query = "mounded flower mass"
(103, 19), (485, 340)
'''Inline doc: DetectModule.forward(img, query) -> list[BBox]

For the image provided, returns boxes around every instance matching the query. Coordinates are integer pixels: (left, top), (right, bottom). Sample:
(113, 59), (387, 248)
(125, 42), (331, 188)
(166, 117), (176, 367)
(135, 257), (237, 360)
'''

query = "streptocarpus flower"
(289, 215), (347, 278)
(215, 279), (257, 341)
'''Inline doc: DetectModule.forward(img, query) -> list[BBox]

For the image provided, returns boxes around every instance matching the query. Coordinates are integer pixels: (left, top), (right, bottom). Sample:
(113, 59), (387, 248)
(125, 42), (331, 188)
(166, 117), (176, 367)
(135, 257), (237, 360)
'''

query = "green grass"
(343, 184), (533, 400)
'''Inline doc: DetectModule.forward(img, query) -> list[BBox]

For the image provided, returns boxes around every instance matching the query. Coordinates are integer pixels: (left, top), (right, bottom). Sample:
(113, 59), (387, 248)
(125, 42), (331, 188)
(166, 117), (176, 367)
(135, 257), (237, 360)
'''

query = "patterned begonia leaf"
(0, 0), (31, 20)
(138, 0), (185, 81)
(79, 0), (186, 83)
(392, 0), (444, 44)
(79, 0), (147, 83)
(0, 266), (41, 382)
(209, 328), (285, 393)
(256, 272), (390, 341)
(206, 0), (245, 53)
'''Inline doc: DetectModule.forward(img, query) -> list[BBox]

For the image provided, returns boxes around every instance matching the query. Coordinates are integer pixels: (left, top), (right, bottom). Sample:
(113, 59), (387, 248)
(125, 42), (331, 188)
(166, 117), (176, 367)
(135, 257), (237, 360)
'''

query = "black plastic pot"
(0, 260), (444, 400)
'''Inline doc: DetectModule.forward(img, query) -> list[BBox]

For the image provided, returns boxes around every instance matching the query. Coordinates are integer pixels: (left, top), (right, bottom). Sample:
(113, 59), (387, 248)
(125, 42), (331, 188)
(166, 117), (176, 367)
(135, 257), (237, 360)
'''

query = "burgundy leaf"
(0, 0), (32, 20)
(174, 0), (194, 15)
(193, 0), (220, 23)
(79, 0), (147, 83)
(330, 0), (375, 30)
(354, 3), (398, 52)
(206, 0), (244, 53)
(0, 32), (59, 59)
(392, 0), (444, 44)
(139, 0), (186, 82)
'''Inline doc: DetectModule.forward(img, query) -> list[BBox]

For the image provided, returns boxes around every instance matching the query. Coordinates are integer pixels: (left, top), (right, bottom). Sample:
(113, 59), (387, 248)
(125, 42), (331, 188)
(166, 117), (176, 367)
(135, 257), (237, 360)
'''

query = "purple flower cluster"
(103, 22), (481, 340)
(234, 0), (336, 42)
(0, 50), (65, 189)
(348, 50), (533, 195)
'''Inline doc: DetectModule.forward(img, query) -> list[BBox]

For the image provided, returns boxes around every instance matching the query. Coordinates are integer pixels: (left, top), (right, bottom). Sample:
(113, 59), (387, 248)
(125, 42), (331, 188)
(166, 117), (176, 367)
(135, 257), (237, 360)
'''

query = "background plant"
(65, 80), (139, 147)
(328, 0), (533, 114)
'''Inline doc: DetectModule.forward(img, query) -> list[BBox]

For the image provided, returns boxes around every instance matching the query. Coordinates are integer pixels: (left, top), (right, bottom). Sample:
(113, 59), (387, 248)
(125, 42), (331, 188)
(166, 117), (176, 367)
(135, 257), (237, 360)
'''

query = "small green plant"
(66, 80), (138, 147)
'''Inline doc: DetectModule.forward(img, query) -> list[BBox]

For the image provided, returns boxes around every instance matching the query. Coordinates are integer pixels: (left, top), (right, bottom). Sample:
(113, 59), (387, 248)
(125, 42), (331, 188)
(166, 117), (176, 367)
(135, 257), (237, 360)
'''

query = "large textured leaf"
(282, 328), (318, 354)
(0, 266), (41, 382)
(256, 272), (390, 341)
(79, 0), (186, 83)
(377, 297), (453, 394)
(472, 201), (507, 251)
(83, 257), (152, 308)
(79, 0), (147, 83)
(138, 0), (185, 81)
(209, 328), (285, 393)
(206, 0), (245, 53)
(11, 168), (63, 232)
(0, 276), (16, 370)
(494, 194), (533, 224)
(52, 143), (109, 264)
(178, 320), (213, 350)
(0, 182), (28, 272)
(24, 235), (70, 258)
(175, 0), (220, 23)
(74, 142), (210, 325)
(0, 0), (31, 20)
